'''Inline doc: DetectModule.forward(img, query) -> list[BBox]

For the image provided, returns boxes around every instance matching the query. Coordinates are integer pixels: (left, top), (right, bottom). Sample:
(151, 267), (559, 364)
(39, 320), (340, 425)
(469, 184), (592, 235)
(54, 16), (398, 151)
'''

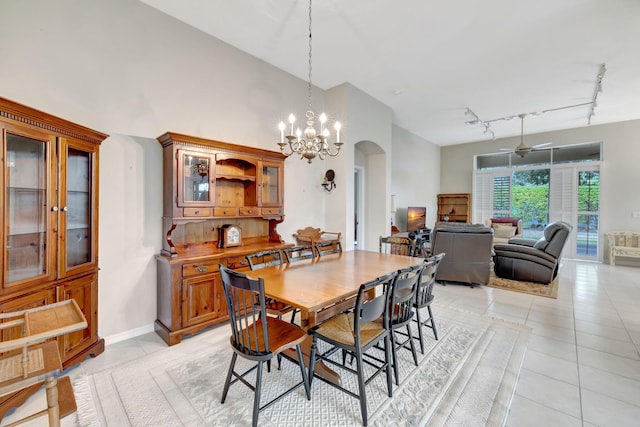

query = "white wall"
(391, 125), (441, 230)
(342, 85), (394, 252)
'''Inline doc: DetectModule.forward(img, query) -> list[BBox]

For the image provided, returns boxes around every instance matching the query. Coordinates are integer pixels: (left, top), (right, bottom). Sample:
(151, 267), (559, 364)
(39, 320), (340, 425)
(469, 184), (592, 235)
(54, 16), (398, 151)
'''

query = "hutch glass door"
(60, 140), (96, 273)
(4, 130), (54, 287)
(177, 150), (215, 206)
(260, 162), (282, 206)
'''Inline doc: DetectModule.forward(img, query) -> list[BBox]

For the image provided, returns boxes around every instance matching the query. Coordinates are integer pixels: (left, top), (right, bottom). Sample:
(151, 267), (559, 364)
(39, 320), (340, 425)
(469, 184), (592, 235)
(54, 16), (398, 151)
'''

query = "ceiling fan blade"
(499, 148), (513, 151)
(532, 142), (552, 149)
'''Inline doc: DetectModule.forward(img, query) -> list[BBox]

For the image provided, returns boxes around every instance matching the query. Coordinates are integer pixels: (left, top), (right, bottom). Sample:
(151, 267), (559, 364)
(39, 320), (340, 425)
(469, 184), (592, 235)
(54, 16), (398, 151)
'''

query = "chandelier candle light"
(277, 0), (343, 163)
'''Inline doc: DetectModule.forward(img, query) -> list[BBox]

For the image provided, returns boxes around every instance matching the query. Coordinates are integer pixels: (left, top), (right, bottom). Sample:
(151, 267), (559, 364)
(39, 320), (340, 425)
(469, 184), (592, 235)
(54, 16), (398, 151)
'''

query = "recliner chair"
(430, 223), (494, 287)
(493, 221), (572, 284)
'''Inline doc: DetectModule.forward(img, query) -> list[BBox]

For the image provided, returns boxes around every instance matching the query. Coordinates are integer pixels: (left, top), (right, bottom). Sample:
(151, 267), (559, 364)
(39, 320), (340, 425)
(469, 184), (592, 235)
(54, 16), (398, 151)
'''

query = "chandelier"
(277, 0), (342, 163)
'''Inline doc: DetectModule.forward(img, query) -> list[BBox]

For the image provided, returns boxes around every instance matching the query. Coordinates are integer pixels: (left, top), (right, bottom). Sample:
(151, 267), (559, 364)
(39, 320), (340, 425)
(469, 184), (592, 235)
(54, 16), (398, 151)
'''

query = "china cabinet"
(0, 97), (107, 366)
(155, 132), (290, 345)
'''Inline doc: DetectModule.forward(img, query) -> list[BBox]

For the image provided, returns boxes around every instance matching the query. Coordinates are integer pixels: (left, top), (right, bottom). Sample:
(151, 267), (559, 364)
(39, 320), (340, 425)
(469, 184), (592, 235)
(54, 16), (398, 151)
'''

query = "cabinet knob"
(196, 266), (209, 272)
(62, 206), (68, 212)
(52, 206), (59, 212)
(194, 210), (199, 215)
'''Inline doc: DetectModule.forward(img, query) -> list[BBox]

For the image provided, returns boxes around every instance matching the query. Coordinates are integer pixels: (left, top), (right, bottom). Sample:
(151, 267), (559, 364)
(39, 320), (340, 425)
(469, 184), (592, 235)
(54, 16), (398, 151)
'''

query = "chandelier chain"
(307, 0), (313, 114)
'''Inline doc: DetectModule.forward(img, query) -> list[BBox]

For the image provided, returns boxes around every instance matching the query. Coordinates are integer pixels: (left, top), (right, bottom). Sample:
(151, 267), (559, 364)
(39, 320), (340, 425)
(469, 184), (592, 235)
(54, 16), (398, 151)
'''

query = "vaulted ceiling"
(140, 0), (640, 146)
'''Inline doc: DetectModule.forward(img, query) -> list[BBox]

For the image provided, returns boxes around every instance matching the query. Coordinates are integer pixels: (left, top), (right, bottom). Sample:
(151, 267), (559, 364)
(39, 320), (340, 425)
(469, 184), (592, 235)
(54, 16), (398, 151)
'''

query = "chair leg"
(252, 361), (264, 427)
(355, 349), (369, 426)
(308, 337), (317, 386)
(221, 352), (238, 403)
(290, 308), (298, 324)
(415, 308), (425, 354)
(406, 325), (418, 367)
(295, 344), (311, 400)
(384, 335), (393, 398)
(428, 305), (439, 340)
(390, 329), (400, 386)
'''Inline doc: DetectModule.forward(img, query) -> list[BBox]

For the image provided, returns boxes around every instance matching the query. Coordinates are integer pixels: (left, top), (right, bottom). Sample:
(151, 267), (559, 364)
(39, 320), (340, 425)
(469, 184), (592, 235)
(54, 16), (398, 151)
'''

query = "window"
(493, 176), (510, 217)
(474, 142), (602, 260)
(512, 169), (550, 239)
(577, 170), (599, 256)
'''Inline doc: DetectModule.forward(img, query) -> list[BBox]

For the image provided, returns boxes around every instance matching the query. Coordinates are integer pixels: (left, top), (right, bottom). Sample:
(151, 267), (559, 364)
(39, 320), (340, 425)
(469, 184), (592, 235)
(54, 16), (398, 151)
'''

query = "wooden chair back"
(391, 263), (425, 328)
(283, 245), (316, 262)
(315, 241), (343, 257)
(379, 236), (415, 256)
(219, 265), (270, 359)
(354, 271), (397, 343)
(415, 253), (445, 308)
(246, 250), (284, 270)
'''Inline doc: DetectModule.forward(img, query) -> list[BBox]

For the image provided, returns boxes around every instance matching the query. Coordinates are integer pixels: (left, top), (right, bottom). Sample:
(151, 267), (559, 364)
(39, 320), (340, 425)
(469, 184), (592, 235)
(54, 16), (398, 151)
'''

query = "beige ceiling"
(140, 0), (640, 146)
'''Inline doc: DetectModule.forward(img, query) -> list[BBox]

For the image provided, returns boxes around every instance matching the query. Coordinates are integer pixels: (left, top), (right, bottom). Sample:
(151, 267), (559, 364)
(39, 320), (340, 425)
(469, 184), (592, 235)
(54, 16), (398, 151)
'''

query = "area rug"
(487, 273), (559, 299)
(69, 306), (529, 427)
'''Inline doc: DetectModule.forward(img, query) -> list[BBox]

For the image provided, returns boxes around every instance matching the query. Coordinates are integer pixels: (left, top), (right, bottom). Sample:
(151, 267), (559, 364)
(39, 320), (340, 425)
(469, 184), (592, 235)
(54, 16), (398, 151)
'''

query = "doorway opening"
(354, 166), (364, 249)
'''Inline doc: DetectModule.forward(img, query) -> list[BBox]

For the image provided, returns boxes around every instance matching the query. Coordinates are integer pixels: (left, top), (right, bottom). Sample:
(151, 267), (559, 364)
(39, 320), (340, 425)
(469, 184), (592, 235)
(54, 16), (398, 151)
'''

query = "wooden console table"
(0, 300), (88, 426)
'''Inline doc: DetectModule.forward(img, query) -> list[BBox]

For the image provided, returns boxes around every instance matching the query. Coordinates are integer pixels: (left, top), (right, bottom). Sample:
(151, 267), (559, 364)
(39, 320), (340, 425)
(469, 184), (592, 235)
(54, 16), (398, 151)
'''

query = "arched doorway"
(354, 140), (388, 252)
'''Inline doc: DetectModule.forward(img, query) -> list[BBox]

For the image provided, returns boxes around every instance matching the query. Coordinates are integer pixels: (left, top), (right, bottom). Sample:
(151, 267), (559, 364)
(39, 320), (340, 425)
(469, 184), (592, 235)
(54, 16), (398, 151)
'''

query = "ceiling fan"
(501, 114), (552, 158)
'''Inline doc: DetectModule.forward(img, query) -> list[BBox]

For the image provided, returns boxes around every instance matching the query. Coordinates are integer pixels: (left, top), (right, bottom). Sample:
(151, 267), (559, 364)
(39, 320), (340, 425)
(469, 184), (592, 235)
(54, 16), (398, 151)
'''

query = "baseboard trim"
(104, 323), (155, 346)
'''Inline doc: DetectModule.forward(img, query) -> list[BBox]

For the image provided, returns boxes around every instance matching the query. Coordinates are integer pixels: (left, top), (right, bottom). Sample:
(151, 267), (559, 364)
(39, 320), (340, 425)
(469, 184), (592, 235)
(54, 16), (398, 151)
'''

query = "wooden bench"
(606, 231), (640, 265)
(292, 227), (341, 246)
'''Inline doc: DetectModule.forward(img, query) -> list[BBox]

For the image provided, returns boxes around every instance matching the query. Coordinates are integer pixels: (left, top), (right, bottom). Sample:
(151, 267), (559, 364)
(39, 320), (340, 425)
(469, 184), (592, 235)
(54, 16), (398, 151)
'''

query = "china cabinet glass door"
(4, 129), (55, 287)
(177, 150), (215, 207)
(59, 139), (97, 275)
(260, 161), (282, 206)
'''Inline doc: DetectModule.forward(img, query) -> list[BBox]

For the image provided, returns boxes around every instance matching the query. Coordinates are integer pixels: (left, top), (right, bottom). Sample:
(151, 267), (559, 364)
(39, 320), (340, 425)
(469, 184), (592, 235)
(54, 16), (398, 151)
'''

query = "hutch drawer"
(213, 207), (239, 217)
(182, 261), (220, 277)
(183, 207), (212, 217)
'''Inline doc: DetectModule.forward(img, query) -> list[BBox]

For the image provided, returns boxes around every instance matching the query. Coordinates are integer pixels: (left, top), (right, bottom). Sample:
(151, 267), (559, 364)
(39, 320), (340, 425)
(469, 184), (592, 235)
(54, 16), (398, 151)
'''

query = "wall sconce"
(322, 169), (336, 192)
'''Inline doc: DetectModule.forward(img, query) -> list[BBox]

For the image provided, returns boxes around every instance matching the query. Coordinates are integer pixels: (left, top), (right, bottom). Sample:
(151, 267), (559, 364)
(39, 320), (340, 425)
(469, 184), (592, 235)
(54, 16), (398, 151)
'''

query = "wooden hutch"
(437, 193), (471, 223)
(155, 132), (291, 345)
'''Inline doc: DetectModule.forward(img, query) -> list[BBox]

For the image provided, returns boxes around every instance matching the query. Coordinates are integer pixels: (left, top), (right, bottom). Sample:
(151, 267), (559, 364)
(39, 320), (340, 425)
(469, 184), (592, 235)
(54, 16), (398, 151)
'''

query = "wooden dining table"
(254, 249), (425, 384)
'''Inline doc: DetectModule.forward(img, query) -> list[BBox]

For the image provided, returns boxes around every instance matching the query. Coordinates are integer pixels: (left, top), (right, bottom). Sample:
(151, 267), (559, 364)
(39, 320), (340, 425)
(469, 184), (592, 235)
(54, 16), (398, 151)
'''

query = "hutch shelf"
(437, 193), (471, 223)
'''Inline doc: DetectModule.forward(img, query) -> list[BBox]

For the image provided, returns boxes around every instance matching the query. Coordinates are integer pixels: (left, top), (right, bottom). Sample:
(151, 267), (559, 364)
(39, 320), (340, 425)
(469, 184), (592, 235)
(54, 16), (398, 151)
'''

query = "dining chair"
(387, 263), (425, 385)
(413, 253), (445, 353)
(246, 250), (296, 323)
(219, 265), (310, 427)
(379, 235), (415, 256)
(283, 245), (317, 262)
(314, 240), (343, 257)
(308, 271), (397, 426)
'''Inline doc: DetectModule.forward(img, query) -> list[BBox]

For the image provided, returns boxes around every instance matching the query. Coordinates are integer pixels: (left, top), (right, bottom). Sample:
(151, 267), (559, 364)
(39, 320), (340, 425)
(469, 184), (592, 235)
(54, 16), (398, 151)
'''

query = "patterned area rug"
(487, 273), (559, 299)
(70, 306), (529, 426)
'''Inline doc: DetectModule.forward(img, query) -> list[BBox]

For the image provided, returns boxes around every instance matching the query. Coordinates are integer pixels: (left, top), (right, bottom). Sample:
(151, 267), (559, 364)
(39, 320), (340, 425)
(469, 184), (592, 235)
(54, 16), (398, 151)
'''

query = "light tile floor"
(432, 259), (640, 427)
(3, 259), (640, 426)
